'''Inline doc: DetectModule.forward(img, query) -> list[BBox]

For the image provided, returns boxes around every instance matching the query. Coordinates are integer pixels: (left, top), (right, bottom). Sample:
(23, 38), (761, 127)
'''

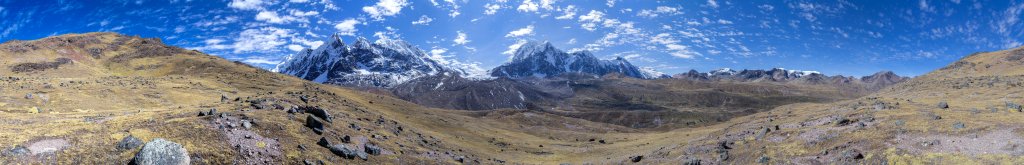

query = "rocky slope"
(632, 47), (1024, 164)
(274, 34), (462, 88)
(490, 41), (665, 79)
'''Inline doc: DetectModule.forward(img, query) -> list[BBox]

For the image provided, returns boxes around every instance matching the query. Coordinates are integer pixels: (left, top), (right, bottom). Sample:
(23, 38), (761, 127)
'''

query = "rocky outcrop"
(132, 138), (189, 165)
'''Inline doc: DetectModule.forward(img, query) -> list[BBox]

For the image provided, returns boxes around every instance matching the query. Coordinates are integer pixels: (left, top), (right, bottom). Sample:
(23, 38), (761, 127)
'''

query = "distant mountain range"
(275, 36), (667, 88)
(274, 36), (909, 128)
(674, 68), (908, 91)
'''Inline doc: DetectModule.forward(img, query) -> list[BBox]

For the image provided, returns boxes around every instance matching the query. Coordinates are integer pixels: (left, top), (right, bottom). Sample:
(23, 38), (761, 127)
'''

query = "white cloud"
(334, 18), (361, 36)
(517, 0), (539, 12)
(707, 0), (718, 8)
(363, 0), (409, 20)
(637, 6), (681, 18)
(429, 48), (447, 57)
(373, 26), (401, 40)
(503, 39), (529, 55)
(231, 27), (295, 53)
(256, 11), (301, 24)
(174, 26), (185, 33)
(484, 3), (502, 15)
(412, 15), (433, 25)
(453, 31), (470, 45)
(289, 0), (310, 2)
(291, 38), (325, 49)
(578, 10), (605, 31)
(289, 10), (319, 17)
(241, 57), (281, 65)
(539, 0), (557, 10)
(505, 25), (535, 38)
(287, 44), (304, 51)
(555, 5), (576, 19)
(228, 0), (269, 10)
(717, 19), (733, 24)
(919, 0), (935, 13)
(606, 0), (617, 7)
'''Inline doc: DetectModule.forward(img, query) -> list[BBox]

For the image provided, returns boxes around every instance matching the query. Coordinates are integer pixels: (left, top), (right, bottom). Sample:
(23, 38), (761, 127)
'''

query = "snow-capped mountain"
(490, 41), (667, 79)
(274, 34), (466, 88)
(672, 68), (908, 89)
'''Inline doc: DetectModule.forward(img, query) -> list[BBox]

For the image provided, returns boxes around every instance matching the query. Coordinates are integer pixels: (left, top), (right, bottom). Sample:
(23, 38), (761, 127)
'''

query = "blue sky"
(1, 0), (1022, 76)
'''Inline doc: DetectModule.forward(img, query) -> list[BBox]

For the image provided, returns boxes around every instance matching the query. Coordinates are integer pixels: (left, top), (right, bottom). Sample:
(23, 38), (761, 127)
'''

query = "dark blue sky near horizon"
(1, 0), (1023, 77)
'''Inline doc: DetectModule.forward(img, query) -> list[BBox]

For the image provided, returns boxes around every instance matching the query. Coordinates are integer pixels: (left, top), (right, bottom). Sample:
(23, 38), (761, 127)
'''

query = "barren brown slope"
(623, 47), (1024, 164)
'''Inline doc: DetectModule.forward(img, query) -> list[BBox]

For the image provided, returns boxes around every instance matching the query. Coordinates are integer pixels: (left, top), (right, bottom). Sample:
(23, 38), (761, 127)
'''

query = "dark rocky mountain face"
(489, 41), (665, 79)
(275, 35), (461, 88)
(391, 74), (573, 110)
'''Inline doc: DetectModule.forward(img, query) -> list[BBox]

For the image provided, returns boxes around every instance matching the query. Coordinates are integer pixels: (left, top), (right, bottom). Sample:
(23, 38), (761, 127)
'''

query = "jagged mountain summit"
(675, 68), (908, 87)
(274, 34), (466, 88)
(490, 41), (667, 79)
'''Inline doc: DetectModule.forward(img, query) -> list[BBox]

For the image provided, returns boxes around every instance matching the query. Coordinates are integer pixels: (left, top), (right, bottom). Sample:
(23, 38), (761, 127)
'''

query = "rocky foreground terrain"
(0, 32), (1022, 164)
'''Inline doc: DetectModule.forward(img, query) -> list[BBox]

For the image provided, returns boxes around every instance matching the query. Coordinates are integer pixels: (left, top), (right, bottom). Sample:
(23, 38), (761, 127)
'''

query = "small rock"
(116, 135), (144, 150)
(242, 120), (252, 129)
(132, 138), (189, 165)
(1007, 102), (1023, 112)
(718, 141), (732, 150)
(364, 143), (382, 155)
(683, 158), (702, 165)
(598, 140), (606, 144)
(317, 137), (331, 148)
(355, 150), (368, 160)
(306, 115), (325, 134)
(717, 150), (729, 161)
(454, 155), (466, 163)
(919, 140), (940, 147)
(756, 155), (769, 163)
(2, 145), (29, 156)
(953, 122), (966, 129)
(341, 135), (351, 143)
(842, 149), (864, 160)
(305, 106), (332, 122)
(197, 111), (207, 116)
(329, 144), (362, 160)
(755, 127), (770, 140)
(893, 120), (906, 126)
(834, 117), (853, 126)
(349, 123), (360, 131)
(208, 109), (217, 116)
(303, 159), (319, 165)
(630, 155), (643, 162)
(937, 102), (949, 109)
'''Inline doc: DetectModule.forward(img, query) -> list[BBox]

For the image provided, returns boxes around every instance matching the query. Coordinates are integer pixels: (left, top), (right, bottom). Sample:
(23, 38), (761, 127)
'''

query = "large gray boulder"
(132, 138), (190, 165)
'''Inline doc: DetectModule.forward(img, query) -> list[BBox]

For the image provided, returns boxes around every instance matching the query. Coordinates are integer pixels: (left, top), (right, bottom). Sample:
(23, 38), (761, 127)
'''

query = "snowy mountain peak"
(353, 36), (373, 49)
(276, 36), (471, 88)
(512, 41), (557, 61)
(492, 40), (666, 79)
(710, 68), (737, 75)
